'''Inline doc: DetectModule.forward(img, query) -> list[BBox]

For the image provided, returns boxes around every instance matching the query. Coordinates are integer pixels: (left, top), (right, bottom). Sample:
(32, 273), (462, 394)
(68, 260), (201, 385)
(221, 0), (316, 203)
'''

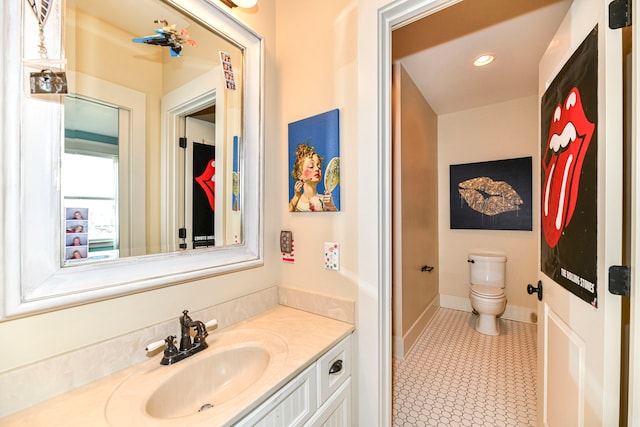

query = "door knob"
(527, 280), (543, 301)
(421, 265), (434, 272)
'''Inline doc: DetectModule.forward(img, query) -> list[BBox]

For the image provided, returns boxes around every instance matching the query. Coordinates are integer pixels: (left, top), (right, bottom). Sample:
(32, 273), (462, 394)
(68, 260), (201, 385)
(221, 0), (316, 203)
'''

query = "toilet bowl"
(468, 253), (507, 336)
(470, 284), (506, 335)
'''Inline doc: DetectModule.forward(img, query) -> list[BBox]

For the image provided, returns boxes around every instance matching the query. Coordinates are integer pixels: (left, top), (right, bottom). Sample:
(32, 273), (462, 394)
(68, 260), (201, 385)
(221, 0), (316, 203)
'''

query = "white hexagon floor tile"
(393, 308), (536, 427)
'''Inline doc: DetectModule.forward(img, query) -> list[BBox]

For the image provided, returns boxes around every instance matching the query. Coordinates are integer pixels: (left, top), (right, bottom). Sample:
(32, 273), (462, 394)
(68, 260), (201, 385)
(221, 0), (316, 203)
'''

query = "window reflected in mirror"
(63, 96), (120, 264)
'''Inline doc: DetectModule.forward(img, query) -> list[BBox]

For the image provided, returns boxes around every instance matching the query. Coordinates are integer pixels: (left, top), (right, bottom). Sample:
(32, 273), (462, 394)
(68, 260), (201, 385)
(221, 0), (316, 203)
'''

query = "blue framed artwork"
(450, 156), (532, 231)
(288, 109), (340, 212)
(232, 136), (240, 211)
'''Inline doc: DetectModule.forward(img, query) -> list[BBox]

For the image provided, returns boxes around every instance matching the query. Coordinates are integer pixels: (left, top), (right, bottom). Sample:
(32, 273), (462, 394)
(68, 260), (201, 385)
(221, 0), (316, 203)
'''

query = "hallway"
(392, 308), (537, 426)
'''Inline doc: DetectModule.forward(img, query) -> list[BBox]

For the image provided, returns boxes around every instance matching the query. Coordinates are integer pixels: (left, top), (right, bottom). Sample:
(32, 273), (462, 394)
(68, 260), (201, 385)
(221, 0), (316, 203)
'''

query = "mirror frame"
(1, 0), (264, 319)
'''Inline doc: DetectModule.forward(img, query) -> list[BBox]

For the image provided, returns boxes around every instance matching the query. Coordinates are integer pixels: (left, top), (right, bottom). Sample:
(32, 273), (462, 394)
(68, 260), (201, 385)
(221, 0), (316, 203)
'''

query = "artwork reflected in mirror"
(63, 0), (243, 265)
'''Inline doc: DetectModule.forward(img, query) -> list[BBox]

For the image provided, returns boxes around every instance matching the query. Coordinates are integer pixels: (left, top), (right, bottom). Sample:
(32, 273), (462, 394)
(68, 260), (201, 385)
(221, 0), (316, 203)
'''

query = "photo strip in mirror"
(64, 207), (88, 263)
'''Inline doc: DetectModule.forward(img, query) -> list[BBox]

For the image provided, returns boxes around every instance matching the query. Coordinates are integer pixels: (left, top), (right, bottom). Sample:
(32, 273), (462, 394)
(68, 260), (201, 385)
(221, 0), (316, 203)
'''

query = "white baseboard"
(393, 297), (440, 360)
(439, 294), (537, 324)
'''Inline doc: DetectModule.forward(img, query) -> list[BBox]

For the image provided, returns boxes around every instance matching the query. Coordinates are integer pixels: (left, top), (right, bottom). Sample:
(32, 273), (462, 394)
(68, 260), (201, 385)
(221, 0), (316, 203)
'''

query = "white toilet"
(468, 252), (507, 336)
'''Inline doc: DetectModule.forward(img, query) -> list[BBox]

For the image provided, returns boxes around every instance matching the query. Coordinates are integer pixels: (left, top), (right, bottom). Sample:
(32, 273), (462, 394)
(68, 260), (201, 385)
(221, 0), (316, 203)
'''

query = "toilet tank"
(469, 253), (506, 287)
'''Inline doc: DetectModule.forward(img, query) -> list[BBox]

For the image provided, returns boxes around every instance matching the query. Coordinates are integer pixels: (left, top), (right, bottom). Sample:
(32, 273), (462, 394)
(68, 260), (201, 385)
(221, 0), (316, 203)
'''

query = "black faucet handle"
(164, 335), (178, 355)
(191, 321), (207, 344)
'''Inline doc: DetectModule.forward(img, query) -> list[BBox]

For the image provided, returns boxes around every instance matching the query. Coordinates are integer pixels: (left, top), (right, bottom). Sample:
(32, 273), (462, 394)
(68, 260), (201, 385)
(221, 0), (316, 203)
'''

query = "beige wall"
(276, 0), (359, 302)
(1, 0), (364, 403)
(437, 95), (539, 322)
(392, 64), (439, 358)
(0, 0), (279, 374)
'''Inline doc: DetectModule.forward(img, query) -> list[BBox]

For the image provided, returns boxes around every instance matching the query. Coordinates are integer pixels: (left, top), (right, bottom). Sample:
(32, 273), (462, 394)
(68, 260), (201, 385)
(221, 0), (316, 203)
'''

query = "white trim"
(439, 294), (536, 324)
(161, 70), (220, 252)
(393, 297), (439, 360)
(376, 0), (464, 424)
(628, 3), (640, 423)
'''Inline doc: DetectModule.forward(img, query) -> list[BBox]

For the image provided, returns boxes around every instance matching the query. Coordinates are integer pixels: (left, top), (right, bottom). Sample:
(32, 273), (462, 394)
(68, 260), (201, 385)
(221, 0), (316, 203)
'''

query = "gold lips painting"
(449, 157), (532, 231)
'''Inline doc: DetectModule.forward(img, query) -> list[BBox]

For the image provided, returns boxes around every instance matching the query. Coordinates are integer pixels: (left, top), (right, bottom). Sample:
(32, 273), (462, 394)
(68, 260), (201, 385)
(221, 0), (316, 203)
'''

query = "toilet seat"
(470, 284), (505, 299)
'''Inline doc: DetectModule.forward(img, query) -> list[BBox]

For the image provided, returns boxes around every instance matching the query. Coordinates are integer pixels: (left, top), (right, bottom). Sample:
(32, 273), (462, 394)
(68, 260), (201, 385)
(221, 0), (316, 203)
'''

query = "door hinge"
(609, 0), (632, 29)
(609, 265), (630, 296)
(178, 226), (188, 250)
(179, 137), (188, 148)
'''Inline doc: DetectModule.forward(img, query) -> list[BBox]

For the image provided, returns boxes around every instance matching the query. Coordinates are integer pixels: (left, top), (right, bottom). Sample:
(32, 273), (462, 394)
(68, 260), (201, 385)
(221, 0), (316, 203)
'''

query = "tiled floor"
(392, 308), (537, 426)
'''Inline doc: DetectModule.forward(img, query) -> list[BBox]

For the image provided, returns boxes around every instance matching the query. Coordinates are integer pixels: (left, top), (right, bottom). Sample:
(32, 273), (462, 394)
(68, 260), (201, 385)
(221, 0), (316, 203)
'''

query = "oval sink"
(146, 344), (270, 419)
(105, 329), (288, 426)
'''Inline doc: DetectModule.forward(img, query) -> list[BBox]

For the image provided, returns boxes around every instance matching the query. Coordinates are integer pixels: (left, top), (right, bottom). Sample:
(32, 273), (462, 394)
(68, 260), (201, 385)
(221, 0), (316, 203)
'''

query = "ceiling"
(393, 0), (572, 115)
(69, 0), (190, 36)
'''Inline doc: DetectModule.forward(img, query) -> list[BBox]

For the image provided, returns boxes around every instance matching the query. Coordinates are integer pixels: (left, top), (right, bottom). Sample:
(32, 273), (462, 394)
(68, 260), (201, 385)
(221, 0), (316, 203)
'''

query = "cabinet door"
(236, 364), (317, 427)
(305, 378), (351, 427)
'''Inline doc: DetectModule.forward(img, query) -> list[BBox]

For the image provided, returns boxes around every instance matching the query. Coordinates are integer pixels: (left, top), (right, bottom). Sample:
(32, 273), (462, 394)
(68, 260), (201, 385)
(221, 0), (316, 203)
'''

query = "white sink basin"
(146, 344), (270, 418)
(105, 329), (288, 426)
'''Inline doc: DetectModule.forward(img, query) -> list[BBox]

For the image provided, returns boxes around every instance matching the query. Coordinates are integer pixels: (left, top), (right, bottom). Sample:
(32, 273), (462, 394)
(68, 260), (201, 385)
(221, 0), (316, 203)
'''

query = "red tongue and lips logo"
(542, 87), (594, 248)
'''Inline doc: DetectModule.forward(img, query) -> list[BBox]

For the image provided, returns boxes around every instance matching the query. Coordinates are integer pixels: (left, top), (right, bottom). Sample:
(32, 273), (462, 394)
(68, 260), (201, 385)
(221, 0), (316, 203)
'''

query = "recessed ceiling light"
(473, 54), (495, 67)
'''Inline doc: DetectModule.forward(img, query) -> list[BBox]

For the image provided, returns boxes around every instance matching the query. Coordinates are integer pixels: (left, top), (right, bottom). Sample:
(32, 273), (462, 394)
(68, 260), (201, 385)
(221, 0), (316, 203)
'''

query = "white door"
(537, 1), (623, 425)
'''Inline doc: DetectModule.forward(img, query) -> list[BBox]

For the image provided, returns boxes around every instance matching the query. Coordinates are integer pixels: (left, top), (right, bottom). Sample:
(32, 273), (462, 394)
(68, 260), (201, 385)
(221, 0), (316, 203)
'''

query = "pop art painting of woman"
(288, 109), (340, 212)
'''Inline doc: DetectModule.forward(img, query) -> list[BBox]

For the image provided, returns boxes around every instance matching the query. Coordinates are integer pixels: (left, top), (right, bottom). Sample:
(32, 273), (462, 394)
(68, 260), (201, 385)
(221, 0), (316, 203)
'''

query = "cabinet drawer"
(316, 335), (351, 406)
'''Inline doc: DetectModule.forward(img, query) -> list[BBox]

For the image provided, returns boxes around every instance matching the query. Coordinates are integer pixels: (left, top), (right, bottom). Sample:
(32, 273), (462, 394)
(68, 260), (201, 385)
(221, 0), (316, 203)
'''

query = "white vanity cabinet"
(237, 334), (352, 427)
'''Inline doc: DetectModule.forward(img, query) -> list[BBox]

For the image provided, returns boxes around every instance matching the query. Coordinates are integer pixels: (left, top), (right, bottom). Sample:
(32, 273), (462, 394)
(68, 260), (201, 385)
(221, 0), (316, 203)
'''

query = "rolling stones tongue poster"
(540, 27), (598, 307)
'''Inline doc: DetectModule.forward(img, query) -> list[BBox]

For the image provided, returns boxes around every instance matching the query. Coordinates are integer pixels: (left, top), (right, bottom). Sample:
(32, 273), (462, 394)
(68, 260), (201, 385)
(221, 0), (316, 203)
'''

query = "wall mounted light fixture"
(220, 0), (257, 8)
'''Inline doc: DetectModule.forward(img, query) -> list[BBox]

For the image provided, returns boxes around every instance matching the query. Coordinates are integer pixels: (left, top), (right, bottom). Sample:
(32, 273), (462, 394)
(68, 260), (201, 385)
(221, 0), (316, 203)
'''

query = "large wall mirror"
(1, 0), (263, 318)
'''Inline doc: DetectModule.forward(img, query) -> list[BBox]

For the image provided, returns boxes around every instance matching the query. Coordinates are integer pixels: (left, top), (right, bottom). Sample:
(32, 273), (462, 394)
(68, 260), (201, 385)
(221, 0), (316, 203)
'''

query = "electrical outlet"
(324, 242), (339, 270)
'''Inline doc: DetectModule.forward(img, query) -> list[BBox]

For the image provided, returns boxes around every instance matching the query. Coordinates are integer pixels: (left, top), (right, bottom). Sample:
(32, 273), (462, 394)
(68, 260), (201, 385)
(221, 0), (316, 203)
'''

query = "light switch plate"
(280, 230), (293, 253)
(324, 242), (339, 270)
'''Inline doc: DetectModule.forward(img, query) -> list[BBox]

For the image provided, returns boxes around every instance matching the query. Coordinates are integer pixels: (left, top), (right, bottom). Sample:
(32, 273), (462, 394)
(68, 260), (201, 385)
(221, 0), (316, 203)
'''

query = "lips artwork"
(458, 177), (523, 216)
(195, 159), (216, 211)
(449, 157), (532, 230)
(542, 88), (595, 248)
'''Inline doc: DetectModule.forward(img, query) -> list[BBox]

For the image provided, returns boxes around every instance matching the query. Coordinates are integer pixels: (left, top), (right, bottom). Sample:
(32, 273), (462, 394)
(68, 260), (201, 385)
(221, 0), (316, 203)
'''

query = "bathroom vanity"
(1, 306), (354, 426)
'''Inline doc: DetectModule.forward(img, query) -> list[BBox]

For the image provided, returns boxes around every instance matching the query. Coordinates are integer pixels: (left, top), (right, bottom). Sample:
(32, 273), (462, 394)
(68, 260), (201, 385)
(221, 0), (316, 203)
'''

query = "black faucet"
(179, 310), (194, 351)
(157, 310), (213, 365)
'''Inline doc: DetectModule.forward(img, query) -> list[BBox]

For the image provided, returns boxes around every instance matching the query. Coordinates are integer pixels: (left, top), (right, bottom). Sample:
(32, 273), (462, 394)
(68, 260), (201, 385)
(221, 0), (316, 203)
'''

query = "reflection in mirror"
(63, 96), (119, 263)
(64, 0), (243, 264)
(3, 0), (263, 318)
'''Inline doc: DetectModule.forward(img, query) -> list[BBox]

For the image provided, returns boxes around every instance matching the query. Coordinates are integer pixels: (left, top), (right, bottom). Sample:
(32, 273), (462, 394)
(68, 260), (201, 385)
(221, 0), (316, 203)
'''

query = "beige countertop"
(1, 306), (354, 427)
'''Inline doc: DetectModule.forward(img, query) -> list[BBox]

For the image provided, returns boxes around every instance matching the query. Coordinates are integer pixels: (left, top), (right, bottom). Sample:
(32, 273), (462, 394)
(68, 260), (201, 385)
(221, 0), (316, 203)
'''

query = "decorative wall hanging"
(132, 19), (197, 57)
(450, 157), (532, 231)
(26, 0), (68, 94)
(29, 68), (67, 94)
(540, 26), (598, 307)
(26, 0), (53, 58)
(288, 109), (341, 212)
